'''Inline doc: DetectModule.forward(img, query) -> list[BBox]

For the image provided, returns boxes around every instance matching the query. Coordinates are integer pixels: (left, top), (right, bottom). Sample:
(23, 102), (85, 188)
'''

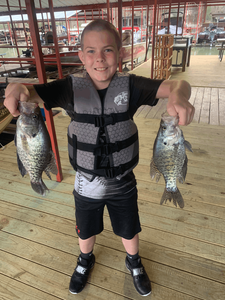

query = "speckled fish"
(150, 113), (192, 208)
(15, 102), (58, 196)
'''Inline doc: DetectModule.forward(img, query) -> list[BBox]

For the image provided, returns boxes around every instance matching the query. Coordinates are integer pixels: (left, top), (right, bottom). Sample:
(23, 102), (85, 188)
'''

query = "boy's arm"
(4, 83), (43, 117)
(156, 80), (194, 126)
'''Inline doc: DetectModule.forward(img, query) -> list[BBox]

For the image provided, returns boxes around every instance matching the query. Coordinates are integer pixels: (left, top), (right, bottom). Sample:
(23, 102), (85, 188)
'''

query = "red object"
(118, 26), (140, 32)
(25, 0), (63, 183)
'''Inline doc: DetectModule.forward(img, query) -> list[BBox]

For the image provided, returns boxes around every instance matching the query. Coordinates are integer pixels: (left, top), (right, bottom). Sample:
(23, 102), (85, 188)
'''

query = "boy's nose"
(96, 52), (105, 62)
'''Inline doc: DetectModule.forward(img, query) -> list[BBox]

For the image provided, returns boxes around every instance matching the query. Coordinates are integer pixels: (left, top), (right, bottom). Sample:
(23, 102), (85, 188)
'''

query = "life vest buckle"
(95, 116), (104, 127)
(105, 168), (115, 178)
(94, 115), (115, 127)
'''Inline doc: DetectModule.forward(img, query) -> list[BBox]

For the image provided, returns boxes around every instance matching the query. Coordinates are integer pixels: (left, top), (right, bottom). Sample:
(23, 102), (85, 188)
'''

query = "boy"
(4, 19), (194, 297)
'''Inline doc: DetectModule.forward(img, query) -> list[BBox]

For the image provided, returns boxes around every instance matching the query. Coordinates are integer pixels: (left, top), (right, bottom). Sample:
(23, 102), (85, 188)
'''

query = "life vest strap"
(72, 111), (131, 127)
(68, 132), (138, 156)
(76, 154), (139, 179)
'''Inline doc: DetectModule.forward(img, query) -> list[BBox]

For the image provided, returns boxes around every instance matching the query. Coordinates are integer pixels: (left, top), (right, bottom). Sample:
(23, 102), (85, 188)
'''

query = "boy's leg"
(122, 234), (151, 297)
(79, 236), (96, 253)
(69, 191), (105, 295)
(122, 233), (139, 255)
(69, 236), (96, 295)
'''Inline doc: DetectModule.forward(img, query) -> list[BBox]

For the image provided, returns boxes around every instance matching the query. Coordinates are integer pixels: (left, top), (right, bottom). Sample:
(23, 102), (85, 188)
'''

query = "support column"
(151, 0), (157, 79)
(48, 0), (63, 79)
(167, 0), (172, 34)
(182, 1), (187, 36)
(107, 0), (111, 22)
(131, 0), (134, 70)
(6, 0), (21, 67)
(145, 0), (150, 62)
(18, 0), (29, 47)
(176, 2), (180, 36)
(118, 0), (122, 72)
(25, 0), (63, 182)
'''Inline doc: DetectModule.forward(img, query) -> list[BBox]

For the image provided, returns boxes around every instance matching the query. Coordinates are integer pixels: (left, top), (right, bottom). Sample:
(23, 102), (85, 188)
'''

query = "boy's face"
(78, 30), (123, 90)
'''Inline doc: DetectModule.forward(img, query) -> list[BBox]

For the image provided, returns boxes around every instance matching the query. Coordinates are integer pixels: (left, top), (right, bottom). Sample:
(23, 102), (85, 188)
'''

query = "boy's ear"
(78, 50), (85, 64)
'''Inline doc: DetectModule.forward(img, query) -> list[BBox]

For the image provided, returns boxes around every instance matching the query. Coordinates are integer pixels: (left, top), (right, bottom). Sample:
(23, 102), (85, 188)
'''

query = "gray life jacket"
(67, 71), (139, 181)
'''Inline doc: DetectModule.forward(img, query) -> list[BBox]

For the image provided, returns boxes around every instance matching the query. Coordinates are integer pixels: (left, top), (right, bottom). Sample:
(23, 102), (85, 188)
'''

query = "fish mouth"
(164, 128), (181, 145)
(161, 113), (179, 126)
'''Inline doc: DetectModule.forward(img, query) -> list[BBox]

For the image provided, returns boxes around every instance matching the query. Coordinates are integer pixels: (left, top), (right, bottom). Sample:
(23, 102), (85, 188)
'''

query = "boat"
(0, 106), (13, 135)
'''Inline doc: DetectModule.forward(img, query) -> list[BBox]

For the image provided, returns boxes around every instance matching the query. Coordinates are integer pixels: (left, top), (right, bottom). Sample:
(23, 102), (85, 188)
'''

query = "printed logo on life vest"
(114, 91), (128, 105)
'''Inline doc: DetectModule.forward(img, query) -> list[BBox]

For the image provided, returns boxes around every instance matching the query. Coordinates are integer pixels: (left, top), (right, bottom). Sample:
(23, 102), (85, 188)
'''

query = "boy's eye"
(87, 50), (94, 53)
(105, 48), (112, 52)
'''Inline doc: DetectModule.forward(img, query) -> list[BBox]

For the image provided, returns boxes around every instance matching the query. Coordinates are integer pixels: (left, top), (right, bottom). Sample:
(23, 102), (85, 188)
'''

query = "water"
(0, 47), (27, 58)
(0, 45), (220, 59)
(191, 45), (219, 55)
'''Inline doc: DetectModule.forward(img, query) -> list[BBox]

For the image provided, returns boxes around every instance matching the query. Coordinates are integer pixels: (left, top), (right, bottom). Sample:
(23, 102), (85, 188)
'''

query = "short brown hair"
(80, 19), (122, 50)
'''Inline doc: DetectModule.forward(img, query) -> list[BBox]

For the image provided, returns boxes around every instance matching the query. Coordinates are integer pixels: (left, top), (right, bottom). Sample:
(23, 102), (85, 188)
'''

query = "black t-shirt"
(34, 74), (163, 116)
(34, 73), (163, 200)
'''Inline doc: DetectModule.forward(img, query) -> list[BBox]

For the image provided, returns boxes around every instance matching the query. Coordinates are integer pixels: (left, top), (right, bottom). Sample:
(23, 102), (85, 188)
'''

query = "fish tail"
(31, 179), (49, 196)
(160, 188), (184, 208)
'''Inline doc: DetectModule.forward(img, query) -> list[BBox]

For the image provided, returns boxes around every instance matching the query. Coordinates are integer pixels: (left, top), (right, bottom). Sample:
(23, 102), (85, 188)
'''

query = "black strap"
(76, 155), (139, 179)
(68, 132), (138, 156)
(72, 111), (130, 127)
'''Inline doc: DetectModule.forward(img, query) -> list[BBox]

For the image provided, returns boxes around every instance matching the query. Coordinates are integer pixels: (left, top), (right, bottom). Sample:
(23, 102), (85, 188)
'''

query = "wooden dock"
(0, 54), (225, 299)
(135, 86), (225, 126)
(0, 112), (225, 300)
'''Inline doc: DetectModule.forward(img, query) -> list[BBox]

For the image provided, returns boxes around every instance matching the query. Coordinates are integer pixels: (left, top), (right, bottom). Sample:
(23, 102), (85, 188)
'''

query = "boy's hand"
(156, 80), (195, 126)
(167, 93), (195, 126)
(4, 83), (30, 117)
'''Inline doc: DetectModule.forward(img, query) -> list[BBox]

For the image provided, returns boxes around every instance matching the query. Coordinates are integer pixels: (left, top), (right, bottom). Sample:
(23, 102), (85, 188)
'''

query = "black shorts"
(73, 187), (141, 240)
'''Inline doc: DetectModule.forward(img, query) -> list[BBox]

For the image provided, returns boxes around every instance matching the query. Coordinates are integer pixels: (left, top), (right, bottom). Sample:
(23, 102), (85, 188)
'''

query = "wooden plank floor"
(129, 55), (225, 89)
(135, 87), (225, 126)
(0, 113), (225, 300)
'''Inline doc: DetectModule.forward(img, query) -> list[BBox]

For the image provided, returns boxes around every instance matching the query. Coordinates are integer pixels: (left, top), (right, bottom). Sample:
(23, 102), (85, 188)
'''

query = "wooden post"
(196, 2), (201, 42)
(6, 0), (22, 67)
(131, 0), (134, 70)
(25, 0), (63, 182)
(118, 0), (123, 72)
(145, 0), (149, 62)
(182, 1), (187, 36)
(48, 0), (63, 79)
(167, 0), (172, 34)
(64, 11), (69, 44)
(39, 0), (45, 36)
(107, 0), (111, 22)
(176, 2), (180, 36)
(18, 0), (29, 47)
(151, 0), (157, 79)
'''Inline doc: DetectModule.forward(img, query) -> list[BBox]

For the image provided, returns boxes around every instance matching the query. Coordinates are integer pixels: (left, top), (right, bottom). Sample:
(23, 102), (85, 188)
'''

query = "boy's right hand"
(4, 83), (30, 117)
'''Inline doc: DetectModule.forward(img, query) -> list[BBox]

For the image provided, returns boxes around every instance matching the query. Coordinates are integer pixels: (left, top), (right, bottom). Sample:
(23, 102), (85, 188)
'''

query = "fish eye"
(162, 126), (166, 130)
(32, 114), (38, 119)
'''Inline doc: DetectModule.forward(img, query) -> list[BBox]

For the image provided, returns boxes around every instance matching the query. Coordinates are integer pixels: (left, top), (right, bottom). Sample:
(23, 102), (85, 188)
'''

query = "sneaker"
(69, 254), (95, 294)
(125, 256), (151, 297)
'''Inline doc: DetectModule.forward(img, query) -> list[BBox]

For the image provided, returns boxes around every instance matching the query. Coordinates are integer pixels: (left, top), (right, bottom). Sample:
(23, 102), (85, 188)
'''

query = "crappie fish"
(15, 102), (58, 196)
(150, 113), (192, 208)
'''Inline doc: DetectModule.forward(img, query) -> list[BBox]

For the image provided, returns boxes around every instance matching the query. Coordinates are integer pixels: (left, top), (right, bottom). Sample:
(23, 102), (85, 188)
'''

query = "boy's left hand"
(167, 93), (195, 126)
(156, 80), (195, 126)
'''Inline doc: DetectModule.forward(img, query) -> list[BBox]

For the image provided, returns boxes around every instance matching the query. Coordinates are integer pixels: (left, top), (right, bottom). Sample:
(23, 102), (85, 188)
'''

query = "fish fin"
(177, 156), (188, 184)
(45, 170), (52, 180)
(45, 151), (58, 179)
(182, 156), (188, 181)
(16, 152), (27, 177)
(150, 159), (161, 182)
(31, 179), (49, 196)
(160, 188), (184, 208)
(184, 140), (193, 152)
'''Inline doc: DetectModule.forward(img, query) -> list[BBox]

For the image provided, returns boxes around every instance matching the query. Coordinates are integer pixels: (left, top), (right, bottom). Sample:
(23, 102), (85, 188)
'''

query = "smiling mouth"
(95, 67), (108, 71)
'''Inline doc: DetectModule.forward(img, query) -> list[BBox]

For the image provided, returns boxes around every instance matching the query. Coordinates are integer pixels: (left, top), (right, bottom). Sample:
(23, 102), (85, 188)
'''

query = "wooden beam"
(25, 0), (63, 183)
